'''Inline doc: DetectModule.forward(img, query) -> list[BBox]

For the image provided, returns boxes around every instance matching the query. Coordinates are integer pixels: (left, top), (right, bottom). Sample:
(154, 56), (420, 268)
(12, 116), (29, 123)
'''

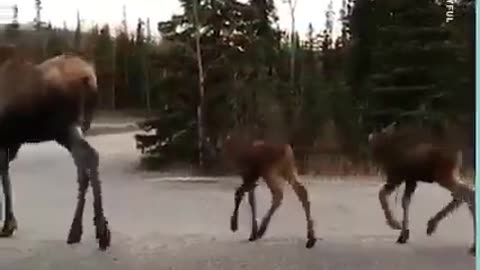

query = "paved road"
(0, 132), (475, 270)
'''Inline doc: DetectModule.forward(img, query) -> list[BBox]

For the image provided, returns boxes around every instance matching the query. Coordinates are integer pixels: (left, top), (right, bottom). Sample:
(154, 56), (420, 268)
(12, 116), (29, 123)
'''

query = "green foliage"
(94, 25), (116, 109)
(44, 28), (68, 57)
(134, 0), (346, 170)
(348, 0), (474, 139)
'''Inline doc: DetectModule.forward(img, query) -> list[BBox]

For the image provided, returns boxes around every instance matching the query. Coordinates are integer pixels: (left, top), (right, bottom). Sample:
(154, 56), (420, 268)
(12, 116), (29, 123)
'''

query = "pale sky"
(1, 0), (342, 38)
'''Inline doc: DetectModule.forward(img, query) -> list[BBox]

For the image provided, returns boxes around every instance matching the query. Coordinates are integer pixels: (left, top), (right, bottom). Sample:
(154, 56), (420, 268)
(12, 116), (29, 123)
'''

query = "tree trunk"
(287, 0), (301, 138)
(288, 0), (297, 90)
(144, 56), (151, 113)
(111, 41), (116, 110)
(192, 0), (206, 168)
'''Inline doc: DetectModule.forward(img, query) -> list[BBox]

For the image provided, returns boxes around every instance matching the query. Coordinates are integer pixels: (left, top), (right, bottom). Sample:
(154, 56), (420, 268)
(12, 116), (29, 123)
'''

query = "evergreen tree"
(94, 25), (115, 109)
(136, 0), (285, 167)
(34, 0), (43, 30)
(45, 28), (67, 57)
(364, 1), (461, 128)
(347, 0), (474, 161)
(114, 29), (132, 109)
(5, 5), (20, 41)
(74, 10), (82, 51)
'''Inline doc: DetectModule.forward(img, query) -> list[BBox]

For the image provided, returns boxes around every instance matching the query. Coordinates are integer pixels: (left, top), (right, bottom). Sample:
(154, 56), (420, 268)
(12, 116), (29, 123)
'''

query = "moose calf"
(219, 133), (317, 248)
(368, 122), (475, 255)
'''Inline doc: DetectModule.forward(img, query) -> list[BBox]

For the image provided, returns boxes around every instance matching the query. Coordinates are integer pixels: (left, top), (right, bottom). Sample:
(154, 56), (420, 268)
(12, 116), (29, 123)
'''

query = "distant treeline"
(0, 0), (475, 174)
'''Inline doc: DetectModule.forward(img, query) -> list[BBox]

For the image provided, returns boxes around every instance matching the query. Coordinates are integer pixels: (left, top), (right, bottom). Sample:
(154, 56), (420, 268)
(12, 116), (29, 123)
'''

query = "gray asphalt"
(0, 132), (475, 270)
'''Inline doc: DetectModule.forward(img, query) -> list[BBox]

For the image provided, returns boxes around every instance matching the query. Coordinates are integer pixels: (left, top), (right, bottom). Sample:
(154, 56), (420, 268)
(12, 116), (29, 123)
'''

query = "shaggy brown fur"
(0, 49), (110, 250)
(368, 122), (475, 255)
(0, 44), (16, 63)
(37, 54), (98, 132)
(0, 53), (98, 133)
(220, 133), (317, 248)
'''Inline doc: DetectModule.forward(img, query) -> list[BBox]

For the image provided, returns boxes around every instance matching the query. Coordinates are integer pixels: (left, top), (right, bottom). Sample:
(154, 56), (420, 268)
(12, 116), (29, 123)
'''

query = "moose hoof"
(248, 234), (258, 242)
(248, 230), (258, 241)
(248, 229), (258, 242)
(67, 226), (83, 244)
(230, 217), (238, 232)
(248, 223), (258, 241)
(97, 225), (111, 251)
(0, 218), (18, 237)
(426, 219), (437, 236)
(95, 219), (111, 251)
(255, 226), (267, 240)
(469, 245), (475, 256)
(305, 238), (317, 249)
(396, 229), (410, 244)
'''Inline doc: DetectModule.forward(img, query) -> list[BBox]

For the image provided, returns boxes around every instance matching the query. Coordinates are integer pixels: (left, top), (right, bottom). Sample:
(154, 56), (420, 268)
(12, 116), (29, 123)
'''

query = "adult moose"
(219, 132), (317, 249)
(0, 45), (111, 250)
(368, 121), (475, 255)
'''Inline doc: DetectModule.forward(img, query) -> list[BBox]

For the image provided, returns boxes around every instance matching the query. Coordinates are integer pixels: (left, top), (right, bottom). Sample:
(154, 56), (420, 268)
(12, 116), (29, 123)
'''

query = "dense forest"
(0, 0), (475, 175)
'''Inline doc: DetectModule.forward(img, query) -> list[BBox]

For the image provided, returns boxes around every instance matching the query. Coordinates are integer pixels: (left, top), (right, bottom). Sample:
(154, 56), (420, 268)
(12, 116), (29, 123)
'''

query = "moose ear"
(382, 121), (397, 135)
(368, 133), (374, 143)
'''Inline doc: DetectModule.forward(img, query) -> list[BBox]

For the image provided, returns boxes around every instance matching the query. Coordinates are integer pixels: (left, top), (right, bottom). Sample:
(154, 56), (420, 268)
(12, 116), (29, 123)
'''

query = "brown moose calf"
(368, 122), (475, 255)
(220, 133), (317, 248)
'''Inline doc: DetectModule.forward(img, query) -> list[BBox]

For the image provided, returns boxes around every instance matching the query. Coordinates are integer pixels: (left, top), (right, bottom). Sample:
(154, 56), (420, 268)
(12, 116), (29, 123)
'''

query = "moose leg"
(256, 175), (285, 240)
(467, 196), (475, 255)
(57, 138), (90, 244)
(64, 127), (111, 250)
(67, 168), (89, 244)
(247, 188), (258, 241)
(0, 148), (17, 237)
(288, 176), (316, 249)
(230, 184), (245, 232)
(450, 181), (475, 255)
(397, 181), (417, 244)
(379, 181), (402, 230)
(426, 197), (462, 236)
(230, 176), (257, 233)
